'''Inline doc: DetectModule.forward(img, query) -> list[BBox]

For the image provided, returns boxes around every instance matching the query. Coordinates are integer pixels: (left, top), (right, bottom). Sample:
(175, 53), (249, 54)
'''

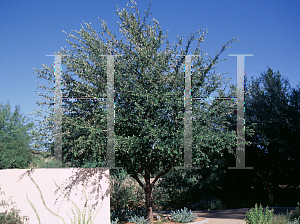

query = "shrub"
(0, 186), (29, 224)
(245, 203), (274, 224)
(190, 196), (225, 211)
(110, 217), (119, 224)
(128, 215), (150, 224)
(110, 205), (147, 222)
(288, 219), (300, 224)
(246, 202), (300, 224)
(110, 169), (145, 210)
(271, 213), (291, 224)
(170, 207), (198, 223)
(155, 170), (201, 210)
(286, 203), (300, 221)
(0, 209), (28, 224)
(271, 213), (299, 224)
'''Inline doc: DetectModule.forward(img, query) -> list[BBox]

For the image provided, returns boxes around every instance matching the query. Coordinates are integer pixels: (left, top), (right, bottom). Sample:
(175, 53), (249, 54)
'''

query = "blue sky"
(1, 0), (299, 146)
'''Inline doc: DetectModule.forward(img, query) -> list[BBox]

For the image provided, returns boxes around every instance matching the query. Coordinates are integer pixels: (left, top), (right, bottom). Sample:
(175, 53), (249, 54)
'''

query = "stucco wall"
(0, 168), (110, 224)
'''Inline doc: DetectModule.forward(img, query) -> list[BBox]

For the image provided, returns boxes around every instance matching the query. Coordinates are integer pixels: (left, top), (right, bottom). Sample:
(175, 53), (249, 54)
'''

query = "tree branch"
(122, 150), (146, 189)
(150, 155), (176, 188)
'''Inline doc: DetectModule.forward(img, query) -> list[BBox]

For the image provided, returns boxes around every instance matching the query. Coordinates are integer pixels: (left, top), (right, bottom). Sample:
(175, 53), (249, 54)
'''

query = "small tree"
(31, 0), (241, 222)
(0, 102), (38, 169)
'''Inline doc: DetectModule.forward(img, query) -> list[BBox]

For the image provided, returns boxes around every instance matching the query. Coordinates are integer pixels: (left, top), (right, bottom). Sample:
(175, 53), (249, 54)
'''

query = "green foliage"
(245, 203), (274, 224)
(255, 203), (300, 224)
(0, 102), (38, 169)
(190, 196), (225, 211)
(0, 209), (27, 224)
(110, 169), (145, 210)
(154, 168), (227, 211)
(110, 217), (119, 224)
(286, 203), (300, 221)
(0, 186), (29, 224)
(128, 215), (150, 224)
(26, 147), (74, 169)
(288, 219), (300, 224)
(170, 207), (197, 223)
(32, 0), (238, 171)
(245, 204), (300, 224)
(271, 214), (290, 224)
(111, 206), (147, 222)
(244, 68), (300, 205)
(31, 0), (239, 221)
(153, 169), (200, 210)
(272, 214), (299, 224)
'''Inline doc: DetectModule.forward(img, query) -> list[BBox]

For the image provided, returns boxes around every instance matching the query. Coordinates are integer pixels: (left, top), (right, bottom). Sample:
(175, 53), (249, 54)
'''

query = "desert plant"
(0, 209), (27, 224)
(155, 218), (169, 223)
(0, 186), (30, 224)
(170, 207), (198, 223)
(245, 203), (274, 224)
(271, 213), (290, 224)
(288, 219), (300, 224)
(207, 197), (224, 211)
(269, 202), (300, 224)
(128, 214), (150, 224)
(110, 217), (119, 224)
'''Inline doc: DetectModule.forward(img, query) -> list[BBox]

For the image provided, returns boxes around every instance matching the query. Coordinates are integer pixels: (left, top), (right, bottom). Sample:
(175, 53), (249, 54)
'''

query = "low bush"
(128, 215), (150, 224)
(245, 203), (274, 224)
(170, 207), (198, 223)
(272, 213), (300, 224)
(0, 186), (29, 224)
(110, 169), (145, 210)
(110, 217), (119, 224)
(245, 202), (300, 224)
(190, 196), (225, 211)
(154, 170), (201, 210)
(0, 209), (28, 224)
(286, 203), (300, 221)
(111, 205), (147, 222)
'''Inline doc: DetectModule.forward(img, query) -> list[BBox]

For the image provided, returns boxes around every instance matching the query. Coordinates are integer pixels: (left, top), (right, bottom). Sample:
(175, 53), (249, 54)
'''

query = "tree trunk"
(124, 157), (176, 224)
(258, 172), (274, 207)
(265, 185), (274, 206)
(269, 192), (274, 206)
(145, 178), (154, 223)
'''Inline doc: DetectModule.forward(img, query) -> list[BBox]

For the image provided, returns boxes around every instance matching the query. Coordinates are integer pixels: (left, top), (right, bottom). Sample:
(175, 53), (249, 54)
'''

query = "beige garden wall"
(0, 168), (110, 224)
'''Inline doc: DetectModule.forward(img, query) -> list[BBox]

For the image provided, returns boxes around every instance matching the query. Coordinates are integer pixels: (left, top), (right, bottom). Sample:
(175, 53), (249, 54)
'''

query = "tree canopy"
(30, 0), (245, 221)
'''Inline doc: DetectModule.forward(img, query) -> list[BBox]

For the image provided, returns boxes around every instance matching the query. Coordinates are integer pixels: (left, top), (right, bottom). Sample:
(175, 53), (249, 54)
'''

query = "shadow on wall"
(0, 167), (111, 224)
